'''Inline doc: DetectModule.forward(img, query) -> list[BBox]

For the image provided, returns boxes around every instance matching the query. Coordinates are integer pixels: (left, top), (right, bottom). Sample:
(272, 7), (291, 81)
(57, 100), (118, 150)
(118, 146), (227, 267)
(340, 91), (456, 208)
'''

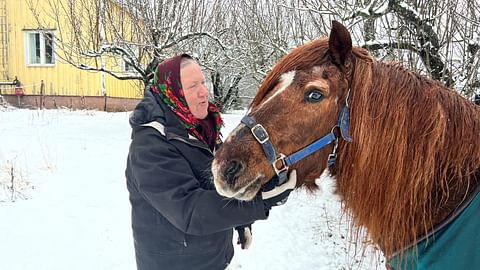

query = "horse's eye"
(305, 90), (324, 103)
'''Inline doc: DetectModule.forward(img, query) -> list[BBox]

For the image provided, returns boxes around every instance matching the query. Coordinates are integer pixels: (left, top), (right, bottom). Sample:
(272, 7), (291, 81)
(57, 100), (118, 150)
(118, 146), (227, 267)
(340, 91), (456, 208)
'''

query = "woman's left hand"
(235, 224), (253, 249)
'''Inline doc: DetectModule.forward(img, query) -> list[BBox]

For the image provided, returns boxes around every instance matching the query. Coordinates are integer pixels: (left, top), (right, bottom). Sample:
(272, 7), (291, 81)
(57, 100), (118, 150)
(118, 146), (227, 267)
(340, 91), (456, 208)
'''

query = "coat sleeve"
(128, 129), (268, 236)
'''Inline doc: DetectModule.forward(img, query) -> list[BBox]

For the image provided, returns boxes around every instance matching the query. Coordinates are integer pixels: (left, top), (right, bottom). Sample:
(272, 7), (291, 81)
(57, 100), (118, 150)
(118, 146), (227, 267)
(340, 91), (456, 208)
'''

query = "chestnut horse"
(213, 21), (480, 268)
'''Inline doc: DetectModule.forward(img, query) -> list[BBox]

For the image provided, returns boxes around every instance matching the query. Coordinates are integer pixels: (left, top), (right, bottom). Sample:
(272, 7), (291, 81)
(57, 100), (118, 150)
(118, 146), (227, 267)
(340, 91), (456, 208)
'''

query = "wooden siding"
(0, 0), (143, 99)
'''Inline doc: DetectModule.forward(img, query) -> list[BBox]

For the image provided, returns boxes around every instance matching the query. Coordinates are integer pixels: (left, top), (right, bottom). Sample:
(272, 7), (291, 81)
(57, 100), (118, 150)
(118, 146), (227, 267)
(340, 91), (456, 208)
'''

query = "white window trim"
(24, 30), (56, 67)
(119, 42), (139, 74)
(123, 58), (137, 74)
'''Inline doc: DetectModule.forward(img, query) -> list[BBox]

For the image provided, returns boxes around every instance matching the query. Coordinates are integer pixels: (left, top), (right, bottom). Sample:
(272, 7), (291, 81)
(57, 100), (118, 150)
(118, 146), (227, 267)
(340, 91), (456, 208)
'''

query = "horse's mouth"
(215, 175), (264, 201)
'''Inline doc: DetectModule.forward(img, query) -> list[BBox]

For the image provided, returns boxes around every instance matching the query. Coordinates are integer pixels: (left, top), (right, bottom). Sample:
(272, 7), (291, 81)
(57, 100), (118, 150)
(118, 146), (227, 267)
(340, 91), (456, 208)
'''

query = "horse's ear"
(328, 21), (352, 67)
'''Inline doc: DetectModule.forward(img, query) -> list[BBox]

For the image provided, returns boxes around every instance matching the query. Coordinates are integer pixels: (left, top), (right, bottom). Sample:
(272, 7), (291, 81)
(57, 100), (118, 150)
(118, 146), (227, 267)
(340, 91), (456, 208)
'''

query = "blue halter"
(241, 106), (353, 184)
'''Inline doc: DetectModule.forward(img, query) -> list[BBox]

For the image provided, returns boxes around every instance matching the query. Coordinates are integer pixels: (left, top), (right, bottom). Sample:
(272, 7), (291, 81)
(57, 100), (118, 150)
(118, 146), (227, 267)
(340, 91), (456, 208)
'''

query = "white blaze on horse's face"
(259, 70), (296, 108)
(224, 70), (296, 144)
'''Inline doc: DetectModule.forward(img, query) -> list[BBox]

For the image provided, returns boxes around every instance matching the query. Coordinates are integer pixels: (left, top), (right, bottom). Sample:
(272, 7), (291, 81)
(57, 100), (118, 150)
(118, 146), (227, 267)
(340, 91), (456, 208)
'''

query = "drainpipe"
(98, 0), (107, 111)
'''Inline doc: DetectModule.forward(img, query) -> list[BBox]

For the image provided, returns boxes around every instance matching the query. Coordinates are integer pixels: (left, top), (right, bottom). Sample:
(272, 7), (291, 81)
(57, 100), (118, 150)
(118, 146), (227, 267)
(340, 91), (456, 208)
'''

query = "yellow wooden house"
(0, 0), (143, 111)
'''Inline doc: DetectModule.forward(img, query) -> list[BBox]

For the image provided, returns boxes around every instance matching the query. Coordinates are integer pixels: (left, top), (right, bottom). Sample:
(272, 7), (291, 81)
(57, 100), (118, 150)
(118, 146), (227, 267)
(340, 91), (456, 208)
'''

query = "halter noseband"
(241, 106), (352, 185)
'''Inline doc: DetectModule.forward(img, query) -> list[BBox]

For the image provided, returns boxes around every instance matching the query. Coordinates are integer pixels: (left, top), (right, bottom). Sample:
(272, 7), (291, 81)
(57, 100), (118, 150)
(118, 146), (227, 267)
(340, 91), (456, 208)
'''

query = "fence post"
(40, 80), (45, 109)
(104, 93), (107, 111)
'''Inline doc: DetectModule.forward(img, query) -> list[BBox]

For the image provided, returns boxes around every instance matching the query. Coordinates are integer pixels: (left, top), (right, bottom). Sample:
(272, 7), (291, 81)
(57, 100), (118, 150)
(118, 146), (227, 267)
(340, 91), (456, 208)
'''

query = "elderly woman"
(125, 54), (296, 270)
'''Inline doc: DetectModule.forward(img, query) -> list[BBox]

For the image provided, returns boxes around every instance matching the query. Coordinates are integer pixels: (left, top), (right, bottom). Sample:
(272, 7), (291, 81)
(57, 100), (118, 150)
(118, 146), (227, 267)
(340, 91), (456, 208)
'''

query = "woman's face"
(180, 62), (209, 119)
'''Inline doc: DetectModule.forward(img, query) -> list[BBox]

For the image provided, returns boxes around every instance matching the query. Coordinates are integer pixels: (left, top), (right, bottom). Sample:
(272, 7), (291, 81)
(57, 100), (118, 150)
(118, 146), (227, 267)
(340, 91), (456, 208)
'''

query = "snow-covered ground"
(0, 107), (386, 270)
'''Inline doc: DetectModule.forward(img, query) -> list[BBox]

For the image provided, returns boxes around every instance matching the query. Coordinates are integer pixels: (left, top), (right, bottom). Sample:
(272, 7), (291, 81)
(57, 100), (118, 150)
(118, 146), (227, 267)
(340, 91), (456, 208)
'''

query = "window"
(121, 43), (138, 73)
(25, 31), (55, 65)
(123, 58), (136, 73)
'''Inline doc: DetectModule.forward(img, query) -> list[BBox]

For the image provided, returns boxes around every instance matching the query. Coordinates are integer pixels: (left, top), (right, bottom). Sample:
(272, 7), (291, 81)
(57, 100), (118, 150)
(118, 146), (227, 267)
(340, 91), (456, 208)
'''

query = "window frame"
(123, 57), (137, 73)
(24, 30), (56, 67)
(120, 43), (139, 74)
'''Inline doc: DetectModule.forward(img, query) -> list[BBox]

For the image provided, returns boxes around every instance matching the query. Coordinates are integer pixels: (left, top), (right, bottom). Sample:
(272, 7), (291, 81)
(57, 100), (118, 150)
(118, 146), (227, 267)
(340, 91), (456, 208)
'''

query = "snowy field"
(0, 106), (386, 270)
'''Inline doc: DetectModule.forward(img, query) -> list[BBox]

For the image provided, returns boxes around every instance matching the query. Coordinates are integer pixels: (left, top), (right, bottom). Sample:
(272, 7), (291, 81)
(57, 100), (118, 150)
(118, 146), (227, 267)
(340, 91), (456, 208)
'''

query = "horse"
(212, 21), (480, 269)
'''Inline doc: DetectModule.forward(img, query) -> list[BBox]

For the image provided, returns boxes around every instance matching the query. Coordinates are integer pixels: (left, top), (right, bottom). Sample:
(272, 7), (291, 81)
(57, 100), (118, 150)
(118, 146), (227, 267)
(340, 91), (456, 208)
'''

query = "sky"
(0, 107), (386, 270)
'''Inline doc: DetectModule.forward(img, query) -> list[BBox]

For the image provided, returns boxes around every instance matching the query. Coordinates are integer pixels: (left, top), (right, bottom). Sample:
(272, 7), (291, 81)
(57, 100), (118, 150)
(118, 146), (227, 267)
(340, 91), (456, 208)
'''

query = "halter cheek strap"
(241, 106), (352, 185)
(241, 116), (289, 183)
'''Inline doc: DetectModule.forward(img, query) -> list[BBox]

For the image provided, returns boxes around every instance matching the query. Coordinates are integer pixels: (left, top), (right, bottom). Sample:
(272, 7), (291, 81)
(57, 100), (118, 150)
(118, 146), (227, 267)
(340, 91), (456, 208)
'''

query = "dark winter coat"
(125, 91), (267, 270)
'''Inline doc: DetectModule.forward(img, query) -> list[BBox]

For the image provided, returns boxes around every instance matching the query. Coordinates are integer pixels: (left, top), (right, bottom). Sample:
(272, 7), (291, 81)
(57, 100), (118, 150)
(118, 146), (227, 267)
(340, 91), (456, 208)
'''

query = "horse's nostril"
(224, 160), (244, 185)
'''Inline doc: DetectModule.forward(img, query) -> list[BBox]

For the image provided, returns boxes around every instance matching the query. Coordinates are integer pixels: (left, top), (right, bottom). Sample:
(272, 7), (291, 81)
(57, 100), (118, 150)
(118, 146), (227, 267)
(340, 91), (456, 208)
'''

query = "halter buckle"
(251, 124), (270, 144)
(273, 154), (289, 176)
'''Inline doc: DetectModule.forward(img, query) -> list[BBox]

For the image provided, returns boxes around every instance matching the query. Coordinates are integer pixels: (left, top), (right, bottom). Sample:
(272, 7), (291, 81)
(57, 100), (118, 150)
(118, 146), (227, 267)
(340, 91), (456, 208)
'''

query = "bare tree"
(26, 0), (480, 109)
(345, 0), (479, 96)
(284, 0), (480, 97)
(26, 0), (227, 86)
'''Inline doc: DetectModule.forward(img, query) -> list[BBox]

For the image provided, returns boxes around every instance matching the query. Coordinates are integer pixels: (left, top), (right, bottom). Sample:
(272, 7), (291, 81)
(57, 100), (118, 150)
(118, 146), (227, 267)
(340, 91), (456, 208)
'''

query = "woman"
(125, 54), (296, 270)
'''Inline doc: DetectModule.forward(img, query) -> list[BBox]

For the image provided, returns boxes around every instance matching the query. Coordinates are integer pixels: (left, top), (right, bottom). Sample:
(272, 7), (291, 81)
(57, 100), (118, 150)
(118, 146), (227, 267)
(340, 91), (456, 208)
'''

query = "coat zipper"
(172, 136), (208, 250)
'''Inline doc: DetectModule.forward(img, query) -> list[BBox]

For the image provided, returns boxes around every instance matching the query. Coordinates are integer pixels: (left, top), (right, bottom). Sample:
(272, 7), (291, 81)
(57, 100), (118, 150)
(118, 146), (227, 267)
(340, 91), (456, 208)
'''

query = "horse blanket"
(390, 190), (480, 269)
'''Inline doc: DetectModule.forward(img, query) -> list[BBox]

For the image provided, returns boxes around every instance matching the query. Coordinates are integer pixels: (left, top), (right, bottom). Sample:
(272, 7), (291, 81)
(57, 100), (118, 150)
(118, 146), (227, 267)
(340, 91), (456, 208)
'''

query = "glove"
(261, 170), (297, 211)
(235, 224), (252, 250)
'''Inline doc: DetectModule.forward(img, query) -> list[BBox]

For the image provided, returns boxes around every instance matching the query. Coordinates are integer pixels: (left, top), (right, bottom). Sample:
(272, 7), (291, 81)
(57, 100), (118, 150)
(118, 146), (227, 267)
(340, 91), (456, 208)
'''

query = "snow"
(374, 1), (390, 14)
(363, 39), (392, 47)
(399, 2), (420, 17)
(0, 107), (386, 270)
(357, 2), (373, 17)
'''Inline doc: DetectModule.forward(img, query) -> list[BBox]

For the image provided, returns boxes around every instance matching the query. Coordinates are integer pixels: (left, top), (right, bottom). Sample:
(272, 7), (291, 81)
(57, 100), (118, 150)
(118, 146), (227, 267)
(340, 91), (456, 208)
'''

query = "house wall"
(0, 0), (143, 101)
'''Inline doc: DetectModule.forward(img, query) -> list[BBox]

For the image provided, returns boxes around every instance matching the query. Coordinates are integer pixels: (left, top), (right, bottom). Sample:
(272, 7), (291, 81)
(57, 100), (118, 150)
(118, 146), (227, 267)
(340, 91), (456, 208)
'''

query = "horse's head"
(213, 21), (355, 200)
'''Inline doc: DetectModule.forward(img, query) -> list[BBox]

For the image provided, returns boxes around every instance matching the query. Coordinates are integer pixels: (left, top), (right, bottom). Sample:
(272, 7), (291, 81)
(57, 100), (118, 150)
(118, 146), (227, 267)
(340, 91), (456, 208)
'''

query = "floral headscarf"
(150, 54), (223, 147)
